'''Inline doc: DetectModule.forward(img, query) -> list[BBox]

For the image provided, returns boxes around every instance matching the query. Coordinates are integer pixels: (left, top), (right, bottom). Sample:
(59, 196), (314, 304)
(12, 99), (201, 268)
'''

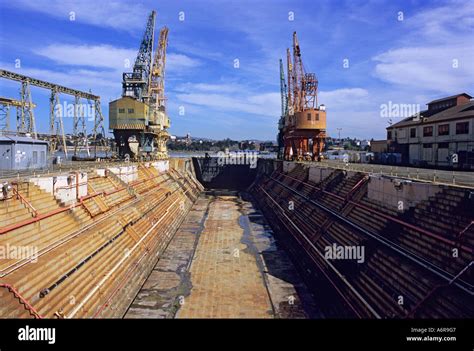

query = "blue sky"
(0, 0), (473, 141)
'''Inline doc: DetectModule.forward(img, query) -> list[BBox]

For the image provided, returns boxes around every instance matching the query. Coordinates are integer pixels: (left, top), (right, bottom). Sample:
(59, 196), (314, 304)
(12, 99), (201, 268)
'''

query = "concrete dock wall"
(367, 175), (442, 212)
(107, 165), (139, 183)
(30, 172), (88, 205)
(308, 167), (334, 183)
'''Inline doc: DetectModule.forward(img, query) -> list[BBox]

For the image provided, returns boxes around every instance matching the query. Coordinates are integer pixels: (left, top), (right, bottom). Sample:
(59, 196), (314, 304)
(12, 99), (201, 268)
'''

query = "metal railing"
(0, 159), (143, 182)
(0, 283), (42, 318)
(11, 184), (38, 217)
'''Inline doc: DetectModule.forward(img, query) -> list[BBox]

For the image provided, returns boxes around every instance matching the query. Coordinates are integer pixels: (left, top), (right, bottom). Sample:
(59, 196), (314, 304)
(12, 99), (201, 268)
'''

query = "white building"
(386, 93), (474, 169)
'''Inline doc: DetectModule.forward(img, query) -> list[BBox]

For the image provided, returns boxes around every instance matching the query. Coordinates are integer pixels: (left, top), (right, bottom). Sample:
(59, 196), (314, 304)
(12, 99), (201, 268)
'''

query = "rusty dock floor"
(125, 191), (320, 319)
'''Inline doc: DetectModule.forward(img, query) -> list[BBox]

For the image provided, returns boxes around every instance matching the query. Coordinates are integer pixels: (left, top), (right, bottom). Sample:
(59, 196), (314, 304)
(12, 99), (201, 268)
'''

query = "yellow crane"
(109, 11), (171, 160)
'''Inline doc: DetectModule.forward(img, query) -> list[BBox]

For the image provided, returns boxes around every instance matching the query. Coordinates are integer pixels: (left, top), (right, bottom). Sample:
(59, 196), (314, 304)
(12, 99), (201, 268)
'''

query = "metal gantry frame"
(18, 81), (37, 138)
(0, 96), (37, 134)
(0, 69), (105, 157)
(49, 89), (66, 157)
(0, 103), (9, 131)
(73, 95), (90, 157)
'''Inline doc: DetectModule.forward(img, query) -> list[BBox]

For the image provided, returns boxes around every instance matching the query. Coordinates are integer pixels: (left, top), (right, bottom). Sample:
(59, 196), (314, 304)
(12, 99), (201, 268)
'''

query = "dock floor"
(125, 191), (320, 319)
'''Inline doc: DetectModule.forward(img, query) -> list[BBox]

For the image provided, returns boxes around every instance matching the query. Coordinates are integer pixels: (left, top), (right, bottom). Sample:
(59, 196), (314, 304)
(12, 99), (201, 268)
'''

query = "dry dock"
(0, 157), (473, 319)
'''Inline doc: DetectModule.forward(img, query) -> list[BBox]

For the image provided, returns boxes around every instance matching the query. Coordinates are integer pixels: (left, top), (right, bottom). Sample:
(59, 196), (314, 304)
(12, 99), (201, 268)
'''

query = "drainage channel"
(124, 194), (212, 318)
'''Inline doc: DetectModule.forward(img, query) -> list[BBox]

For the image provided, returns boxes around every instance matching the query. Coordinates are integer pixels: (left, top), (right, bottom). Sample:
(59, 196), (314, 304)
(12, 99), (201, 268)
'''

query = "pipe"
(0, 205), (74, 235)
(92, 187), (198, 317)
(0, 175), (171, 235)
(268, 174), (474, 295)
(277, 172), (472, 253)
(40, 227), (125, 298)
(67, 194), (186, 318)
(458, 221), (474, 239)
(346, 175), (369, 200)
(41, 185), (186, 298)
(258, 186), (379, 318)
(0, 178), (174, 276)
(54, 181), (87, 191)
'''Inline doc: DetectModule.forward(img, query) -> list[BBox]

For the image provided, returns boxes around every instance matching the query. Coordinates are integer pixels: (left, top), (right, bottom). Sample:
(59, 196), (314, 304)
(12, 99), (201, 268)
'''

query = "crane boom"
(287, 48), (293, 115)
(279, 59), (287, 117)
(122, 11), (156, 101)
(149, 27), (169, 114)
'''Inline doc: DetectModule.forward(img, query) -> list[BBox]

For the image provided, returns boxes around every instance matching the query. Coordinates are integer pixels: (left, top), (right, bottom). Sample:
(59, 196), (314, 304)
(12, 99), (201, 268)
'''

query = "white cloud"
(174, 84), (372, 125)
(176, 92), (280, 117)
(407, 0), (474, 43)
(166, 54), (202, 71)
(372, 1), (474, 94)
(34, 44), (201, 72)
(373, 45), (473, 94)
(34, 44), (137, 70)
(172, 81), (280, 117)
(319, 88), (370, 110)
(9, 0), (149, 31)
(174, 82), (243, 94)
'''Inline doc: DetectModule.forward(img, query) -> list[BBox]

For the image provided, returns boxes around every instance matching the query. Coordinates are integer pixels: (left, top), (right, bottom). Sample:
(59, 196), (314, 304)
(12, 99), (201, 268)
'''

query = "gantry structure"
(0, 69), (105, 158)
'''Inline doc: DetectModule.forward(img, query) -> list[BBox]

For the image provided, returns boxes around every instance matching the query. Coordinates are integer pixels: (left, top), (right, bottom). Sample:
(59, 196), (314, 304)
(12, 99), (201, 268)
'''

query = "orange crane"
(149, 26), (170, 158)
(280, 32), (326, 161)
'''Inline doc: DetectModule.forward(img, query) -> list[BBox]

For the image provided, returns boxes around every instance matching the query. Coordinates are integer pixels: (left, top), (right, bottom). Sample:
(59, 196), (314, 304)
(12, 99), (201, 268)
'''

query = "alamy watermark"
(216, 151), (258, 168)
(324, 243), (365, 263)
(54, 102), (95, 121)
(18, 326), (55, 344)
(380, 101), (421, 119)
(0, 244), (38, 263)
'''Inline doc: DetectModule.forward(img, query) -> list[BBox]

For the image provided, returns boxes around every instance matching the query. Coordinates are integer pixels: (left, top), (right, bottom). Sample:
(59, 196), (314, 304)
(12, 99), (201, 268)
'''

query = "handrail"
(0, 174), (176, 273)
(0, 186), (155, 277)
(54, 182), (88, 191)
(458, 221), (474, 239)
(0, 178), (153, 235)
(0, 190), (108, 235)
(346, 175), (369, 201)
(0, 283), (42, 318)
(11, 184), (38, 217)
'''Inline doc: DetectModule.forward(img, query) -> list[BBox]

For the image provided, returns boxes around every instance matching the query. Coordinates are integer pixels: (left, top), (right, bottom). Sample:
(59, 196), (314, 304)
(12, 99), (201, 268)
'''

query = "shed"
(0, 135), (49, 170)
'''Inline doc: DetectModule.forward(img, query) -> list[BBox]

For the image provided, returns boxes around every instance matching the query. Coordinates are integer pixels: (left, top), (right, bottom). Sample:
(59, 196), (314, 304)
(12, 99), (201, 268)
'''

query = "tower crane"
(279, 32), (326, 161)
(277, 59), (287, 159)
(109, 10), (171, 160)
(122, 11), (156, 102)
(149, 27), (170, 157)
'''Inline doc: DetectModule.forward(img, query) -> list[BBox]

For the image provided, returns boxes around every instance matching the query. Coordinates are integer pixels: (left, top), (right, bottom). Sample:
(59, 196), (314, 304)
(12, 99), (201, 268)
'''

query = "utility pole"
(337, 128), (342, 145)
